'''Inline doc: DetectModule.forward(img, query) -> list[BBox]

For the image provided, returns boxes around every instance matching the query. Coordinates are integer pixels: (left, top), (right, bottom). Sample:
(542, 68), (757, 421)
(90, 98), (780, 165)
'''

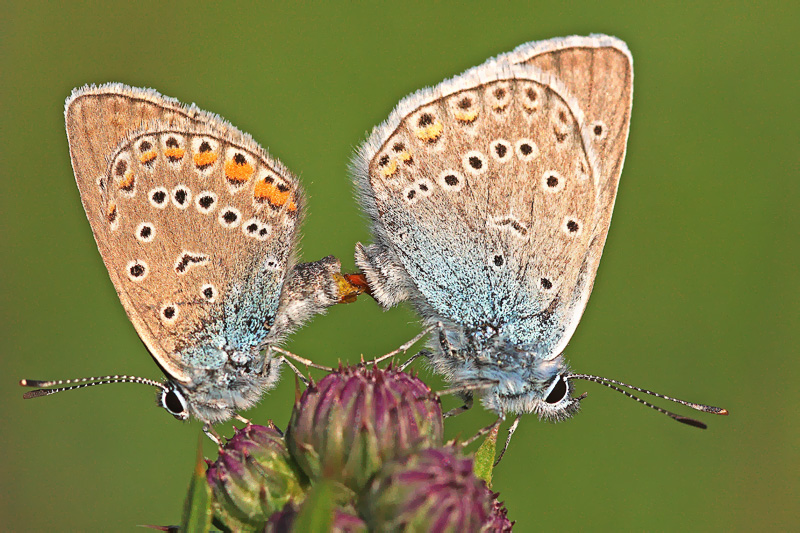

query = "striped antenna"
(20, 375), (165, 399)
(567, 373), (728, 429)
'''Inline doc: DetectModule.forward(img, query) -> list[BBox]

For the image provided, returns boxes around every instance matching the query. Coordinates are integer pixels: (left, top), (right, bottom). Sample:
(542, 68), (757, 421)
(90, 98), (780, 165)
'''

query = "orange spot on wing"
(381, 158), (398, 177)
(118, 171), (135, 190)
(193, 151), (218, 168)
(415, 121), (443, 142)
(254, 179), (297, 211)
(164, 148), (185, 160)
(139, 151), (157, 164)
(224, 159), (254, 182)
(454, 110), (479, 123)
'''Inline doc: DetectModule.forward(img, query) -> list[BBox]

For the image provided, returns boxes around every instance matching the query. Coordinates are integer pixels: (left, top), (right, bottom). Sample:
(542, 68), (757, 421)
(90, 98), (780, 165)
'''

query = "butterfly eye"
(161, 387), (189, 420)
(544, 375), (568, 404)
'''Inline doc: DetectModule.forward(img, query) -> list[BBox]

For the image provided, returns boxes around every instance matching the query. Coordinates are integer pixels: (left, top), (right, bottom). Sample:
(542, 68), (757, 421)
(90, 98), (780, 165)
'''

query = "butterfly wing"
(353, 35), (632, 359)
(65, 84), (303, 384)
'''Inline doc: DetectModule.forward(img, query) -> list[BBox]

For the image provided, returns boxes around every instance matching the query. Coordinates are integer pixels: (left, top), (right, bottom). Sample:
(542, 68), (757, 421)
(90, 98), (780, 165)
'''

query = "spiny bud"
(265, 504), (367, 533)
(206, 423), (307, 532)
(286, 365), (443, 492)
(360, 447), (513, 532)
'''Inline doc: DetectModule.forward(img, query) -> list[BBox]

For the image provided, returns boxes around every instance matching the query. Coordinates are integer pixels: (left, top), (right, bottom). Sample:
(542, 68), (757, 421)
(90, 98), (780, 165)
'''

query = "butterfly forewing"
(503, 36), (633, 354)
(65, 85), (302, 384)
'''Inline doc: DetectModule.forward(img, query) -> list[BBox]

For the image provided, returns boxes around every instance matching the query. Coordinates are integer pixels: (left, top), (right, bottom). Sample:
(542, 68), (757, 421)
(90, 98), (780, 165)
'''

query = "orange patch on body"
(139, 151), (157, 164)
(254, 179), (297, 211)
(224, 159), (254, 183)
(164, 148), (185, 160)
(193, 151), (218, 167)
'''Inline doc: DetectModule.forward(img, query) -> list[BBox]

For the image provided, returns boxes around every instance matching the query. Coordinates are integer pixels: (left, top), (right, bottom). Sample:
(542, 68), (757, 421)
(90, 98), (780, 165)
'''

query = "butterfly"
(351, 35), (726, 450)
(21, 84), (357, 429)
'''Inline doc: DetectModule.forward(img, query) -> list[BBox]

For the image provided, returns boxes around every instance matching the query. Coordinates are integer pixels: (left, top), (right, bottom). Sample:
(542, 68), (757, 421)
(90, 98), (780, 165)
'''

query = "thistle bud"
(265, 504), (367, 533)
(361, 447), (513, 532)
(206, 423), (307, 532)
(286, 365), (443, 492)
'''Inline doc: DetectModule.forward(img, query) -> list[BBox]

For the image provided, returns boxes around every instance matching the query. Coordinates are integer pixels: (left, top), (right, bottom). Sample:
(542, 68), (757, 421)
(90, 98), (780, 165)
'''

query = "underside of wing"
(65, 85), (303, 382)
(354, 35), (632, 358)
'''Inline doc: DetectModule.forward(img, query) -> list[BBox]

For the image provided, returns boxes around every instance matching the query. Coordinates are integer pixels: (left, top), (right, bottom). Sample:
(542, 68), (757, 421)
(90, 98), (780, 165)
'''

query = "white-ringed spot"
(195, 191), (218, 214)
(415, 178), (434, 198)
(402, 185), (420, 205)
(149, 187), (169, 209)
(160, 304), (179, 324)
(200, 283), (217, 303)
(438, 169), (464, 192)
(462, 150), (487, 175)
(487, 82), (512, 111)
(171, 185), (191, 209)
(589, 121), (607, 140)
(126, 260), (149, 282)
(562, 216), (582, 237)
(490, 140), (512, 162)
(218, 207), (241, 228)
(135, 222), (155, 243)
(542, 170), (565, 193)
(515, 139), (539, 161)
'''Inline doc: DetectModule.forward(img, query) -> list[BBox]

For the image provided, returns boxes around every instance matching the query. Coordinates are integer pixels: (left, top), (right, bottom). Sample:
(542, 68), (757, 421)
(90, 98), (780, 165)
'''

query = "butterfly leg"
(233, 413), (251, 425)
(399, 349), (431, 371)
(443, 391), (473, 419)
(367, 325), (435, 366)
(203, 424), (223, 446)
(460, 416), (504, 448)
(270, 346), (333, 372)
(276, 356), (310, 387)
(493, 414), (521, 466)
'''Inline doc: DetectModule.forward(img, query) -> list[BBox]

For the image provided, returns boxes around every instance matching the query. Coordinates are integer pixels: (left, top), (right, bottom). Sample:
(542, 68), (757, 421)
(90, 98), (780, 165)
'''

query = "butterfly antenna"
(567, 373), (728, 429)
(20, 375), (165, 399)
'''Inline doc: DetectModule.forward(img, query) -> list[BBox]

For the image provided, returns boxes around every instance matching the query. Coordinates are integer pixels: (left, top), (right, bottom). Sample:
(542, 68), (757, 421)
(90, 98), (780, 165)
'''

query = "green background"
(2, 2), (797, 531)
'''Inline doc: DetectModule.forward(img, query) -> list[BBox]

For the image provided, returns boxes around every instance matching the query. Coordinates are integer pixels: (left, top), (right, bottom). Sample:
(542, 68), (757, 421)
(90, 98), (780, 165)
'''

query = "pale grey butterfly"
(20, 84), (359, 432)
(351, 35), (726, 454)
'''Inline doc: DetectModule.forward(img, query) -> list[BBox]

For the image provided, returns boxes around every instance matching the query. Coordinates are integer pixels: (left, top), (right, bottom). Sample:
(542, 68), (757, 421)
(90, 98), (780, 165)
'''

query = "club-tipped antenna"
(567, 373), (728, 429)
(20, 375), (165, 399)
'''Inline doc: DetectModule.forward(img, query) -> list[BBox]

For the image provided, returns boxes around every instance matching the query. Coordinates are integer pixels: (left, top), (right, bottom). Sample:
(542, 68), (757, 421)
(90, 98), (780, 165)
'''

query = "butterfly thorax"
(172, 351), (282, 424)
(430, 323), (579, 421)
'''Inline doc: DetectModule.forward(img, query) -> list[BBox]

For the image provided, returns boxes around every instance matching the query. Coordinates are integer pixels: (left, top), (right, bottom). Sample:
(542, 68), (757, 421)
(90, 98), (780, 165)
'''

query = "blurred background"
(2, 1), (797, 531)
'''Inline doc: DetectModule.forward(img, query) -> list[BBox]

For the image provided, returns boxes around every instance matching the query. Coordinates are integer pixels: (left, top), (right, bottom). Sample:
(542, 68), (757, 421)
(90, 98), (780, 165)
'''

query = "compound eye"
(544, 375), (568, 404)
(161, 388), (188, 419)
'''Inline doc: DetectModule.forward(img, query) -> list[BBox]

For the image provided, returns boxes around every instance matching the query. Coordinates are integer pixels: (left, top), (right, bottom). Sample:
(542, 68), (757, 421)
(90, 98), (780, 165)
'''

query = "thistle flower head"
(206, 422), (307, 531)
(286, 365), (443, 492)
(265, 504), (367, 533)
(361, 447), (513, 532)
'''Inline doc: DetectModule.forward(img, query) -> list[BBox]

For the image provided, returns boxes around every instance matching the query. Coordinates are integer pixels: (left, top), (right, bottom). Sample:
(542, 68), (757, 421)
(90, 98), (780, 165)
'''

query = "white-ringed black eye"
(544, 375), (568, 404)
(161, 387), (188, 420)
